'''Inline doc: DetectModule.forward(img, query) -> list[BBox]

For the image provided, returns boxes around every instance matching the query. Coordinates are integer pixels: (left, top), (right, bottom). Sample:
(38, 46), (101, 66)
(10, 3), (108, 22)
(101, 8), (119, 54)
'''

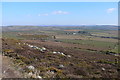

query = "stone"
(28, 72), (33, 77)
(58, 52), (61, 54)
(59, 65), (64, 68)
(67, 55), (71, 58)
(102, 68), (105, 71)
(61, 53), (65, 56)
(28, 65), (35, 70)
(53, 51), (57, 54)
(42, 47), (46, 50)
(37, 75), (42, 79)
(18, 43), (21, 45)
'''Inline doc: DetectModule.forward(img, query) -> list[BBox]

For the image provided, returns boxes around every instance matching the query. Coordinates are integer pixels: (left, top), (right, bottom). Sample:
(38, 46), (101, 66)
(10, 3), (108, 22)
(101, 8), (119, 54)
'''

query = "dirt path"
(2, 56), (23, 78)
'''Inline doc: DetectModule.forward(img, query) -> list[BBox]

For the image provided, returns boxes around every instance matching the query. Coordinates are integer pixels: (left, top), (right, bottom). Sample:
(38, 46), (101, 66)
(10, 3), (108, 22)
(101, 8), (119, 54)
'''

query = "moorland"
(2, 25), (119, 78)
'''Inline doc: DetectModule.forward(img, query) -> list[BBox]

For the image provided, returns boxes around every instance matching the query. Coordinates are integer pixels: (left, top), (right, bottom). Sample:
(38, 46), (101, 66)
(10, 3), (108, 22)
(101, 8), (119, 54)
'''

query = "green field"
(58, 39), (117, 50)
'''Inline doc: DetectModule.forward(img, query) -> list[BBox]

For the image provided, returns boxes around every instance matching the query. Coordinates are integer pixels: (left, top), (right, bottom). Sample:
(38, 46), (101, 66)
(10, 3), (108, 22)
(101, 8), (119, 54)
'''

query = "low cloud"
(52, 10), (69, 15)
(107, 8), (116, 13)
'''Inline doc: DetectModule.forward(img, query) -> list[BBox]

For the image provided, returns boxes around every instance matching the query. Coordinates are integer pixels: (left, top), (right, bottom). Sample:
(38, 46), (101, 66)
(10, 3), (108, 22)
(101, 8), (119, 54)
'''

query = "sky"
(2, 2), (118, 26)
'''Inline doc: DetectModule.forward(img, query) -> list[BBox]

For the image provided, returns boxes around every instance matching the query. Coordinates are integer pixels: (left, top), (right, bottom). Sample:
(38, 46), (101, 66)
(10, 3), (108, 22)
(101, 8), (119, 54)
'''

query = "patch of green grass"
(3, 32), (25, 39)
(109, 45), (119, 53)
(58, 39), (116, 49)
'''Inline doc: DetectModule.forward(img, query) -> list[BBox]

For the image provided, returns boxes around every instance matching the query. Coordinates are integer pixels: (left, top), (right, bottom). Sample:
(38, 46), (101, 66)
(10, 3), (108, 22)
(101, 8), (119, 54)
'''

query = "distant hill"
(2, 25), (118, 31)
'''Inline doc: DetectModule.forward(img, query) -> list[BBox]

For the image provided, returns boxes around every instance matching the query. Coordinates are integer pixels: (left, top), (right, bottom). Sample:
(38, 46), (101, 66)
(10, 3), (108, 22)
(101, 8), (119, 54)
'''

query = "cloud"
(38, 10), (69, 16)
(107, 8), (116, 13)
(52, 10), (69, 15)
(38, 13), (49, 16)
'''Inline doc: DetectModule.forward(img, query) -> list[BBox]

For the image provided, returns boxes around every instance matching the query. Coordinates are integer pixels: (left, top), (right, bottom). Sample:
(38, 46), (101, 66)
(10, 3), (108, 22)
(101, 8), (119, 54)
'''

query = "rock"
(46, 70), (55, 77)
(35, 58), (38, 61)
(73, 33), (76, 35)
(53, 51), (57, 54)
(58, 52), (61, 54)
(3, 70), (6, 74)
(35, 47), (39, 49)
(37, 75), (42, 79)
(60, 53), (65, 56)
(53, 51), (65, 56)
(28, 72), (33, 77)
(59, 65), (64, 68)
(42, 47), (46, 50)
(67, 55), (71, 58)
(47, 70), (55, 74)
(28, 45), (34, 48)
(18, 43), (21, 45)
(45, 70), (55, 78)
(40, 49), (44, 52)
(114, 54), (119, 56)
(32, 74), (38, 78)
(28, 65), (35, 70)
(102, 68), (105, 71)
